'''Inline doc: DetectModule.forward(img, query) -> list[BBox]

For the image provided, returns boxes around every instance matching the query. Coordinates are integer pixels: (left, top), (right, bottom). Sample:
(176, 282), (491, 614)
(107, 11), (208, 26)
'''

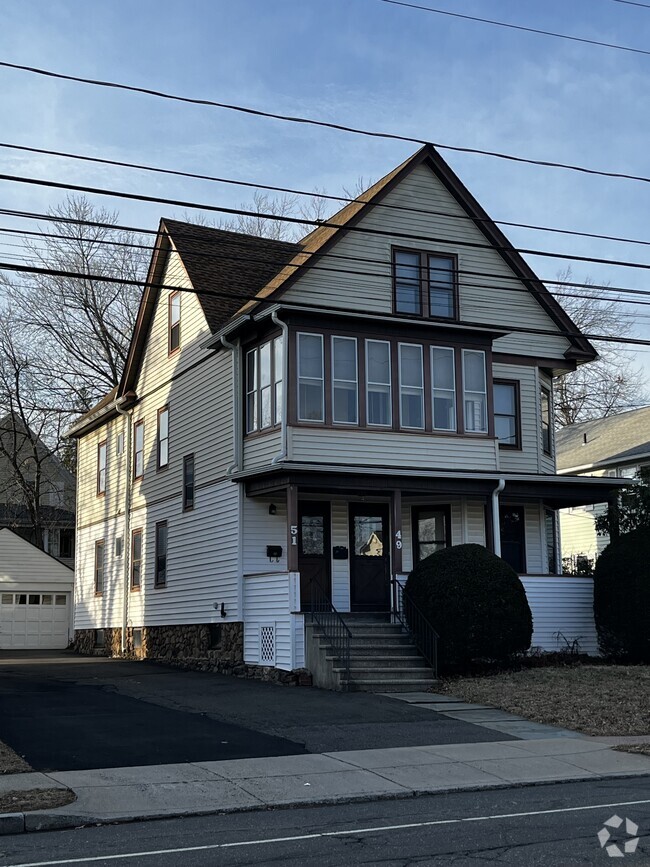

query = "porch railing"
(308, 578), (352, 690)
(392, 577), (439, 678)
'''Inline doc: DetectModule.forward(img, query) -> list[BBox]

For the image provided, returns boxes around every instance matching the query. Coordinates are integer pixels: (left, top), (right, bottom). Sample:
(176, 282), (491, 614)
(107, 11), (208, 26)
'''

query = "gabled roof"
(557, 406), (650, 472)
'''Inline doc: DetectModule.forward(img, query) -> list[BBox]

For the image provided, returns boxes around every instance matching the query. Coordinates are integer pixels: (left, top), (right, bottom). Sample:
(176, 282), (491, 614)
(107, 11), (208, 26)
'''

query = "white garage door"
(0, 592), (70, 649)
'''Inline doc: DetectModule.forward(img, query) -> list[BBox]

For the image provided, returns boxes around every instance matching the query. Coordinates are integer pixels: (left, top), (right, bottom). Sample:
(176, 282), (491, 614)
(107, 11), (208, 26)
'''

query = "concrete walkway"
(2, 735), (650, 835)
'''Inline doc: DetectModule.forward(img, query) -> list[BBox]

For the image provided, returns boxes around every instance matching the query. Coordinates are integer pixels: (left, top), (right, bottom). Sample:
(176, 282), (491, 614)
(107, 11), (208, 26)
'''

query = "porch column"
(287, 484), (299, 572)
(391, 489), (403, 575)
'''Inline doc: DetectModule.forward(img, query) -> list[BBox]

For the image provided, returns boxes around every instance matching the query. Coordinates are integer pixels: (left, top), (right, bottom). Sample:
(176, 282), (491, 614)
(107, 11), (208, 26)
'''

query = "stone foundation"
(73, 623), (311, 685)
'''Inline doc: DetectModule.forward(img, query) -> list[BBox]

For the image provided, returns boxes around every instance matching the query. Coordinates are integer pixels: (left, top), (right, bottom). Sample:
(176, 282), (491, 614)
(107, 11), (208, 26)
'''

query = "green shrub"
(405, 543), (533, 670)
(593, 528), (650, 662)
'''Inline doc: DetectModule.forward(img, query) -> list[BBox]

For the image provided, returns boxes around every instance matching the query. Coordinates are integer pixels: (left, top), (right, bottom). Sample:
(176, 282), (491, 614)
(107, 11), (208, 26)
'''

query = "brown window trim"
(154, 520), (167, 588)
(412, 505), (452, 565)
(541, 385), (553, 457)
(130, 528), (143, 592)
(244, 332), (283, 437)
(94, 539), (105, 596)
(183, 453), (195, 511)
(133, 420), (144, 480)
(494, 378), (522, 451)
(168, 291), (181, 356)
(156, 405), (169, 472)
(96, 440), (107, 497)
(392, 247), (459, 323)
(288, 327), (494, 438)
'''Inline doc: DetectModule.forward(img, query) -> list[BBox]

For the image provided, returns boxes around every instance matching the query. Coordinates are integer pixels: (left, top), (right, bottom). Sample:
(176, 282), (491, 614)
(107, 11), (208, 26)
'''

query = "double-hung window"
(366, 340), (392, 426)
(131, 529), (142, 590)
(157, 406), (169, 469)
(155, 521), (167, 587)
(332, 336), (358, 424)
(494, 380), (520, 448)
(94, 540), (105, 594)
(399, 344), (424, 429)
(462, 350), (487, 433)
(541, 387), (552, 455)
(431, 347), (456, 431)
(394, 249), (456, 319)
(133, 421), (144, 479)
(297, 333), (324, 422)
(246, 336), (283, 433)
(168, 291), (180, 353)
(97, 441), (107, 495)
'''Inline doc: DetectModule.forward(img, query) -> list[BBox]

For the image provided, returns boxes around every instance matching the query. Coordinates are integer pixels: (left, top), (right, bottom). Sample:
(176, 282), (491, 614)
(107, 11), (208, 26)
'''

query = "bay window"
(332, 336), (358, 424)
(541, 386), (552, 455)
(366, 340), (392, 426)
(246, 336), (283, 433)
(297, 333), (324, 422)
(431, 347), (456, 431)
(399, 343), (424, 429)
(462, 350), (487, 433)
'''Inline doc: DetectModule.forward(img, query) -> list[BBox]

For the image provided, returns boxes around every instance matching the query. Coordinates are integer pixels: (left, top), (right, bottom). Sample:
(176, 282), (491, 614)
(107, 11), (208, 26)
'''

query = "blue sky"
(1, 0), (650, 375)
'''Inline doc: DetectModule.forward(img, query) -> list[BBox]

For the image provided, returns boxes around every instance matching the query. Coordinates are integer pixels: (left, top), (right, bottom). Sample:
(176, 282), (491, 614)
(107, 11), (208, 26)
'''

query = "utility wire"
(379, 0), (650, 57)
(1, 60), (650, 185)
(3, 171), (650, 274)
(611, 0), (650, 8)
(3, 140), (650, 249)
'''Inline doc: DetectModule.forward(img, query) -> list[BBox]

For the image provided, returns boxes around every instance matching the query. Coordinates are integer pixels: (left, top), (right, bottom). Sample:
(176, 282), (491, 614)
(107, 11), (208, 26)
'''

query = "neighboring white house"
(558, 406), (650, 571)
(67, 145), (628, 685)
(0, 528), (74, 649)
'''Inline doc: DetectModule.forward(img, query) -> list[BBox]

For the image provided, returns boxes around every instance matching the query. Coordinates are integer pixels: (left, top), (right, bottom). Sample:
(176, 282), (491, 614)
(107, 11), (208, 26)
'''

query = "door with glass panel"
(298, 502), (331, 612)
(349, 504), (391, 611)
(412, 507), (451, 564)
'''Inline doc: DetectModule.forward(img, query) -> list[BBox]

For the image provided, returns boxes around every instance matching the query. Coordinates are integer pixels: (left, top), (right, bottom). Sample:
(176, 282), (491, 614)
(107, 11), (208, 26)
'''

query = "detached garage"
(0, 528), (73, 649)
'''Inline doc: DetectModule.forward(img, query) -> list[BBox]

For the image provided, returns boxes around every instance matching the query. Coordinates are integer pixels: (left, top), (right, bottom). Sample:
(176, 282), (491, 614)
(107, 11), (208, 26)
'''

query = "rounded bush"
(405, 543), (533, 669)
(593, 528), (650, 662)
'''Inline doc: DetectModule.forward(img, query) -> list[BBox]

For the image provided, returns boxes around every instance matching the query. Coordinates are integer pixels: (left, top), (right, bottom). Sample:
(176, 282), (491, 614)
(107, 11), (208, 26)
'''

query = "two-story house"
(558, 407), (650, 572)
(67, 145), (626, 685)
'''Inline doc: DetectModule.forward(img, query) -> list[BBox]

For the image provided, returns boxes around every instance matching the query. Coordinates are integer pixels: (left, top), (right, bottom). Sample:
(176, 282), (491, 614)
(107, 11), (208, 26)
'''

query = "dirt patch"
(0, 787), (75, 813)
(439, 665), (650, 736)
(0, 741), (31, 775)
(613, 743), (650, 757)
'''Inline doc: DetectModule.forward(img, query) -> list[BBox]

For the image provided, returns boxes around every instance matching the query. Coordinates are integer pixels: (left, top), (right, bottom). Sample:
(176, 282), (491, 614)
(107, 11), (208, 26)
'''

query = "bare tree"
(553, 270), (648, 426)
(2, 195), (147, 410)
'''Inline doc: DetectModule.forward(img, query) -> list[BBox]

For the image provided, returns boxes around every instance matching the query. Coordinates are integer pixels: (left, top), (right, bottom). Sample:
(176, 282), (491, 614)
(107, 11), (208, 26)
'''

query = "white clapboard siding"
(524, 503), (546, 574)
(243, 431), (282, 470)
(288, 427), (497, 472)
(0, 529), (74, 591)
(331, 500), (350, 611)
(465, 501), (487, 545)
(75, 517), (125, 630)
(559, 505), (608, 562)
(243, 496), (288, 574)
(282, 163), (570, 360)
(243, 572), (302, 670)
(521, 576), (599, 655)
(493, 363), (540, 473)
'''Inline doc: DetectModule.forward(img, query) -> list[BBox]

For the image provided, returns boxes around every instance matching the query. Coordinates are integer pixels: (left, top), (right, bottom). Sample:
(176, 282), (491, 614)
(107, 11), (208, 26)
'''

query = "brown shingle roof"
(161, 220), (301, 331)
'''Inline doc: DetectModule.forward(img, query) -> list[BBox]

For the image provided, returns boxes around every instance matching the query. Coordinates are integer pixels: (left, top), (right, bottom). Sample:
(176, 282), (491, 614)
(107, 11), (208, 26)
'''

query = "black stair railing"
(308, 578), (352, 690)
(391, 577), (439, 678)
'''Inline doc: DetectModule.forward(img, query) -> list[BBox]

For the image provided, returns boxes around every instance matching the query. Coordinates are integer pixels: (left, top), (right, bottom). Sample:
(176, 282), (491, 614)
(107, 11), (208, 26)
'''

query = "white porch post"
(492, 479), (505, 557)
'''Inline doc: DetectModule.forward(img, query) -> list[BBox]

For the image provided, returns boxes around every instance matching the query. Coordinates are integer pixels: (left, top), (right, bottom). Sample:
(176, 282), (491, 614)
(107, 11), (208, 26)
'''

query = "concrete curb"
(2, 771), (649, 836)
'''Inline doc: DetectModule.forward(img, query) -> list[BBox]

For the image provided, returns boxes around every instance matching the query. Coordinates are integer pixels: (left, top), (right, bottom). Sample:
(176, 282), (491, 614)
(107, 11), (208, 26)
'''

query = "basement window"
(94, 629), (105, 648)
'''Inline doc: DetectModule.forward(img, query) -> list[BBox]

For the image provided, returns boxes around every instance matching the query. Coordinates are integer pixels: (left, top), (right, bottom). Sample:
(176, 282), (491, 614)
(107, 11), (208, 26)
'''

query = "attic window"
(393, 249), (457, 320)
(169, 291), (181, 354)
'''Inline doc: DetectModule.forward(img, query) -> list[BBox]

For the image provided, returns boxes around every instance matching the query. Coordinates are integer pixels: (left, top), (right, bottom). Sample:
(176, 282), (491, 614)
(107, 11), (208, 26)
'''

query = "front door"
(298, 502), (331, 612)
(500, 506), (526, 573)
(349, 503), (391, 612)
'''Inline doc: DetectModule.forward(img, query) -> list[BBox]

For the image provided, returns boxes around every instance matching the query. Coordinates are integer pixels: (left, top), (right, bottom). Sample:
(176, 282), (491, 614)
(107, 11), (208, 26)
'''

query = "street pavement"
(0, 776), (648, 865)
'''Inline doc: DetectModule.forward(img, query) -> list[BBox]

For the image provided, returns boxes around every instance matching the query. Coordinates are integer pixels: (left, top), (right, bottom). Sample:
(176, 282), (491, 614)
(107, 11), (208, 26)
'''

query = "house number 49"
(395, 529), (402, 550)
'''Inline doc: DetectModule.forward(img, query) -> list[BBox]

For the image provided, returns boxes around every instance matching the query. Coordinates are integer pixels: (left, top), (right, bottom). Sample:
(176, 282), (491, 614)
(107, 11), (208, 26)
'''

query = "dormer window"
(168, 291), (181, 354)
(393, 249), (457, 320)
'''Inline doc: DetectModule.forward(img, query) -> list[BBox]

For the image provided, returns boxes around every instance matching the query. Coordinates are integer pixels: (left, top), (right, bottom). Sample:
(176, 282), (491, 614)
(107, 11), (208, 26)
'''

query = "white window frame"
(157, 406), (169, 469)
(297, 332), (325, 423)
(398, 343), (425, 430)
(273, 335), (283, 426)
(331, 336), (358, 425)
(246, 348), (259, 433)
(365, 339), (392, 427)
(462, 349), (488, 434)
(97, 442), (107, 494)
(431, 346), (456, 432)
(134, 421), (145, 479)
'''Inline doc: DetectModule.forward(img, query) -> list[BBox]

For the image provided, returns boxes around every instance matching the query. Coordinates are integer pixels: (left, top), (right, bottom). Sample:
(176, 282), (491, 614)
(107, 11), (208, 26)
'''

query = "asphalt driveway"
(0, 651), (514, 772)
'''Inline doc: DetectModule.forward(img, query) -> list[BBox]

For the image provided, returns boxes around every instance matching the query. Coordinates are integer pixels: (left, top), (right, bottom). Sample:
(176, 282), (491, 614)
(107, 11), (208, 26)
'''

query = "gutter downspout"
(271, 310), (289, 465)
(115, 396), (133, 654)
(221, 335), (241, 475)
(491, 478), (505, 557)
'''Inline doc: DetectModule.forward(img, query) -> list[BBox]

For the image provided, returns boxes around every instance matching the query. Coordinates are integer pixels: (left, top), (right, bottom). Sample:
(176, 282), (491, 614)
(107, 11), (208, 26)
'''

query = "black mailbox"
(266, 545), (283, 560)
(333, 546), (348, 560)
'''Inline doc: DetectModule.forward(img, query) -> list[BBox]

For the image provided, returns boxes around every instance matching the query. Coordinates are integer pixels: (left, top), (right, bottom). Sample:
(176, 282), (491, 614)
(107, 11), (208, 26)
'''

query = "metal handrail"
(392, 577), (439, 678)
(308, 578), (352, 690)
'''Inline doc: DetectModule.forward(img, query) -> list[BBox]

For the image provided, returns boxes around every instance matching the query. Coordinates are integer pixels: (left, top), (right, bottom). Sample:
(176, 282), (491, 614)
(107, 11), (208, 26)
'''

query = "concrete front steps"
(306, 614), (436, 692)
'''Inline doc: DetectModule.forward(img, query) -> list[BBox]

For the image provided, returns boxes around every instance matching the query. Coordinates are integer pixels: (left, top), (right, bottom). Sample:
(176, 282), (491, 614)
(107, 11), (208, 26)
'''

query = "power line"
(3, 140), (650, 249)
(379, 0), (650, 57)
(1, 60), (650, 185)
(611, 0), (650, 8)
(3, 171), (650, 275)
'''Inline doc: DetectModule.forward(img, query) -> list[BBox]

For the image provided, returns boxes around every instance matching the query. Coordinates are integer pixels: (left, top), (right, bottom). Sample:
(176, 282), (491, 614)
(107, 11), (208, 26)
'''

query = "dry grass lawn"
(0, 741), (31, 775)
(0, 788), (75, 813)
(440, 665), (650, 736)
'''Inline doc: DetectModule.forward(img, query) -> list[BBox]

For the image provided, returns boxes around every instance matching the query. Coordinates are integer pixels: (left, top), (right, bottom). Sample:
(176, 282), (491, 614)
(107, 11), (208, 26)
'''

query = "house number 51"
(290, 525), (298, 546)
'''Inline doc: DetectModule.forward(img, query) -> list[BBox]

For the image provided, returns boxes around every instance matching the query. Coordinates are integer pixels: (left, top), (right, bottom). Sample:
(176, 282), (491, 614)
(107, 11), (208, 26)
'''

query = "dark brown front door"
(298, 502), (331, 611)
(349, 503), (391, 612)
